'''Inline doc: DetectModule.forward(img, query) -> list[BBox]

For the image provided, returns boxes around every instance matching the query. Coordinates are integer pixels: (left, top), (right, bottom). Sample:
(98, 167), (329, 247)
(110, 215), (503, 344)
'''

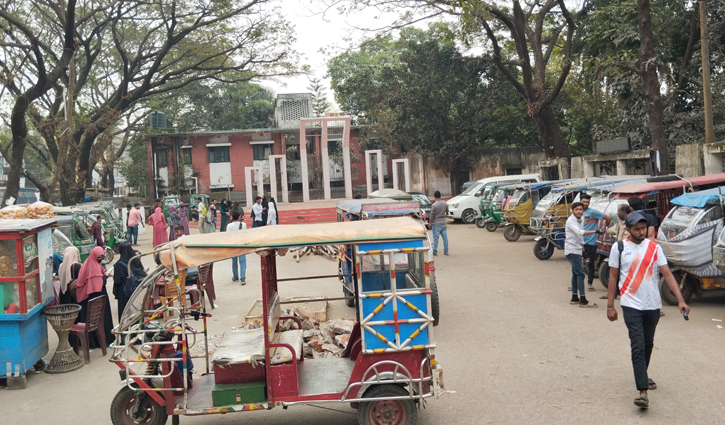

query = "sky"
(261, 1), (404, 108)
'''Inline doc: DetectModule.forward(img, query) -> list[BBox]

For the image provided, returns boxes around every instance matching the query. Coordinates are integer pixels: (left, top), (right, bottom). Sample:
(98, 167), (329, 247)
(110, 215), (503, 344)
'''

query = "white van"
(446, 174), (541, 223)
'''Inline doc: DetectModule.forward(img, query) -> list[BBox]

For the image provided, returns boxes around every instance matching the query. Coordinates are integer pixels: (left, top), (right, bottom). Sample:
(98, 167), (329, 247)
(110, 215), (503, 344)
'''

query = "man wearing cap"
(565, 202), (602, 307)
(606, 212), (690, 409)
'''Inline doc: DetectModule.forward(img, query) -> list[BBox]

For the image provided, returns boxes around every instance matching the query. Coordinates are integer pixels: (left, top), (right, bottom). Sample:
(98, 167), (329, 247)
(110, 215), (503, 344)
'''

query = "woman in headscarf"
(75, 246), (115, 348)
(267, 197), (278, 225)
(206, 200), (217, 233)
(57, 246), (82, 305)
(147, 207), (169, 247)
(198, 201), (207, 233)
(177, 202), (190, 235)
(113, 243), (147, 321)
(167, 206), (181, 241)
(220, 199), (229, 232)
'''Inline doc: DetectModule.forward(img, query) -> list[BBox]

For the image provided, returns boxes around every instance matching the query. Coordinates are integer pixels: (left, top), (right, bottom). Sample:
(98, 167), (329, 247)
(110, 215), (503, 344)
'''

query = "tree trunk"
(531, 105), (569, 158)
(448, 161), (459, 197)
(637, 0), (669, 174)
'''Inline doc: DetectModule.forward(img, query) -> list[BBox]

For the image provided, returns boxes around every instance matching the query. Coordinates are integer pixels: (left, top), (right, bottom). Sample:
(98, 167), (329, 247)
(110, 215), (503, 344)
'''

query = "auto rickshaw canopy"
(336, 198), (421, 218)
(670, 186), (725, 208)
(158, 217), (427, 269)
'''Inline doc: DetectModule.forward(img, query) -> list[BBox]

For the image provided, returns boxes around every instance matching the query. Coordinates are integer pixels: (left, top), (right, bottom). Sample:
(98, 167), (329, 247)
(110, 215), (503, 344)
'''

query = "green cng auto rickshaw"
(162, 195), (181, 220)
(479, 183), (518, 232)
(53, 212), (97, 261)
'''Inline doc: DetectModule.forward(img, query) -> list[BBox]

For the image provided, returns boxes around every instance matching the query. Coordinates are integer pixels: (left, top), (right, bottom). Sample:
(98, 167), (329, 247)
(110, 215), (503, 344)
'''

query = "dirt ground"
(2, 222), (725, 424)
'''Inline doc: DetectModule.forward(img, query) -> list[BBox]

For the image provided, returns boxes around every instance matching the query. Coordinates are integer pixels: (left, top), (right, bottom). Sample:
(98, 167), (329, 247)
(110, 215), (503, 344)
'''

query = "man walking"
(607, 212), (690, 409)
(252, 196), (264, 228)
(580, 194), (611, 292)
(628, 196), (657, 239)
(226, 211), (247, 285)
(127, 204), (144, 246)
(565, 202), (601, 307)
(428, 191), (449, 256)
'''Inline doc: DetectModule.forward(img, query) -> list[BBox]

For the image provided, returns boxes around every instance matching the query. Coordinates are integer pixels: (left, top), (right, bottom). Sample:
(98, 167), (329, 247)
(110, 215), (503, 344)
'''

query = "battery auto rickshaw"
(335, 199), (440, 326)
(597, 173), (725, 288)
(657, 187), (725, 304)
(109, 218), (444, 425)
(502, 181), (564, 242)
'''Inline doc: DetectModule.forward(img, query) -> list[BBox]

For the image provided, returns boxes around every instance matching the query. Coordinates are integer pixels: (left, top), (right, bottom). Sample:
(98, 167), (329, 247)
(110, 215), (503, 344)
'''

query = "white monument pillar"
(392, 159), (411, 192)
(365, 149), (384, 195)
(321, 122), (331, 200)
(244, 166), (263, 207)
(342, 119), (353, 199)
(299, 124), (310, 202)
(268, 155), (289, 203)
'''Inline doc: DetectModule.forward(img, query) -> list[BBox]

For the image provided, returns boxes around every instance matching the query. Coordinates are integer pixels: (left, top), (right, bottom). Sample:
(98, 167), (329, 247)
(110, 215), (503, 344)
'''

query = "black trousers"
(583, 244), (597, 284)
(622, 306), (660, 390)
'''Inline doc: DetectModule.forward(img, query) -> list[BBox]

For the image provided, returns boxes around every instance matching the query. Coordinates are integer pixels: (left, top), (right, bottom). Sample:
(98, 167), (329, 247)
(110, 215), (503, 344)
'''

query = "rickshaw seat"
(211, 328), (265, 366)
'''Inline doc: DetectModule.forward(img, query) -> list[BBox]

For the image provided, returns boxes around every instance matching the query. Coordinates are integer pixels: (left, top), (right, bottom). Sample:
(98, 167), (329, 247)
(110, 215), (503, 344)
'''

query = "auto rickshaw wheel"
(461, 209), (476, 224)
(475, 217), (486, 228)
(104, 247), (115, 264)
(659, 272), (693, 306)
(533, 239), (554, 260)
(110, 386), (168, 425)
(358, 385), (417, 425)
(485, 221), (497, 232)
(344, 285), (356, 307)
(503, 225), (521, 242)
(599, 260), (610, 289)
(430, 276), (440, 327)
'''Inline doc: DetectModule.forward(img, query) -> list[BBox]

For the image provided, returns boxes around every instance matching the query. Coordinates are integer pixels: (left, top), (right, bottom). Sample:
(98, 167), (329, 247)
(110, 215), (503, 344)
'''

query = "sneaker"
(240, 280), (246, 286)
(232, 277), (239, 282)
(588, 285), (595, 291)
(444, 252), (449, 256)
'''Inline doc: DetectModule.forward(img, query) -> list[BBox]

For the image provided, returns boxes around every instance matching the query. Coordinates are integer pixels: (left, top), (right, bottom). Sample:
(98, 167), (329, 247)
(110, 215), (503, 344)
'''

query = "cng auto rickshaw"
(335, 199), (440, 326)
(657, 187), (725, 304)
(163, 195), (181, 220)
(109, 218), (444, 425)
(477, 183), (518, 232)
(53, 211), (97, 261)
(597, 173), (725, 288)
(501, 181), (566, 242)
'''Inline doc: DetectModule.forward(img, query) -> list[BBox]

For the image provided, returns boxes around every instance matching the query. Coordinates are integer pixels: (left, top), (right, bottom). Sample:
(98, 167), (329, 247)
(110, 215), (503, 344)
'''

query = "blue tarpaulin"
(671, 186), (725, 208)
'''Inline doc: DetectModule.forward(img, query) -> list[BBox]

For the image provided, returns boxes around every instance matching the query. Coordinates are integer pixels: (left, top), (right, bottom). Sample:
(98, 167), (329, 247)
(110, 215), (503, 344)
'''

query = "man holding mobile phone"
(606, 212), (690, 409)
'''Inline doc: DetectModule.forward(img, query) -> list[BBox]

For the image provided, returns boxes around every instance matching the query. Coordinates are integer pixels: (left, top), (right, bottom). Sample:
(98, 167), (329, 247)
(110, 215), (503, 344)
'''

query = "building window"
(253, 144), (274, 160)
(208, 146), (230, 163)
(156, 150), (168, 167)
(182, 148), (192, 165)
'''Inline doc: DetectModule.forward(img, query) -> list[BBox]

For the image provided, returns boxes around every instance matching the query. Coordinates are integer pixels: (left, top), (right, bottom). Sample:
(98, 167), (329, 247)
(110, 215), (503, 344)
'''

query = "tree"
(0, 0), (78, 204)
(307, 77), (332, 117)
(118, 137), (150, 197)
(2, 0), (298, 205)
(329, 25), (533, 193)
(155, 81), (276, 131)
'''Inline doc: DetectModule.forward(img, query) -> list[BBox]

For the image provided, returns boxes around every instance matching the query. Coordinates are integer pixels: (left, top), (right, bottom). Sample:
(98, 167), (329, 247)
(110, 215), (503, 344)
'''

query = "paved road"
(3, 223), (725, 424)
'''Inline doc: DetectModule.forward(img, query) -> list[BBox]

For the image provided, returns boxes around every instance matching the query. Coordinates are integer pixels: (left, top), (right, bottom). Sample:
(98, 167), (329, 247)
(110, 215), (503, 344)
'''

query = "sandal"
(634, 395), (649, 408)
(648, 379), (657, 390)
(578, 302), (598, 308)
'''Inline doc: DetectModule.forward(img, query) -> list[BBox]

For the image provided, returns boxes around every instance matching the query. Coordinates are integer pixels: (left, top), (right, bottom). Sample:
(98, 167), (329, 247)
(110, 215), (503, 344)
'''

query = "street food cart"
(0, 219), (57, 387)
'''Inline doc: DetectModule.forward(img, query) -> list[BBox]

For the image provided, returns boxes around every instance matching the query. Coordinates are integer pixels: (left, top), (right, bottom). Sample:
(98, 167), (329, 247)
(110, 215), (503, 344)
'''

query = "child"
(174, 225), (185, 240)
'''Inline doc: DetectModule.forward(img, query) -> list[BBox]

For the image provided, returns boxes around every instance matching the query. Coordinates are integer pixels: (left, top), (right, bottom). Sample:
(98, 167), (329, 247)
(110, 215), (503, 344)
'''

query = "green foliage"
(119, 138), (150, 197)
(329, 24), (539, 190)
(153, 81), (276, 131)
(307, 77), (332, 117)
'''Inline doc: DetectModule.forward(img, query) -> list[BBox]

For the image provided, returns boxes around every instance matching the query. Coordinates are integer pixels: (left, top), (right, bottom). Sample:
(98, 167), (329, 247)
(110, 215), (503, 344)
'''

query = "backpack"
(117, 260), (141, 299)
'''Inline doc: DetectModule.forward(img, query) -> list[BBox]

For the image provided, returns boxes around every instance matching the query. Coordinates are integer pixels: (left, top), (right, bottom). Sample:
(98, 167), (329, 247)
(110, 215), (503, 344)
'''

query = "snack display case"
(0, 219), (57, 388)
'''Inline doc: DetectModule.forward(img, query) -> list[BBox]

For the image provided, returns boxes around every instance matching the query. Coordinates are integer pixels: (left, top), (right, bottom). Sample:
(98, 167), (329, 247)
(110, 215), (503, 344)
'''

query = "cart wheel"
(358, 385), (417, 425)
(461, 209), (476, 224)
(430, 276), (440, 327)
(104, 247), (115, 264)
(110, 386), (168, 425)
(599, 260), (610, 289)
(484, 221), (497, 232)
(533, 239), (554, 260)
(659, 272), (693, 306)
(503, 225), (521, 242)
(475, 217), (486, 228)
(33, 359), (46, 372)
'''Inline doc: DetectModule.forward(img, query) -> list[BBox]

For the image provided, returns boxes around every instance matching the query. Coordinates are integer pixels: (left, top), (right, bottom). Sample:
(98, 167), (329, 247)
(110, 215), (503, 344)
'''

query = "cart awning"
(158, 217), (427, 269)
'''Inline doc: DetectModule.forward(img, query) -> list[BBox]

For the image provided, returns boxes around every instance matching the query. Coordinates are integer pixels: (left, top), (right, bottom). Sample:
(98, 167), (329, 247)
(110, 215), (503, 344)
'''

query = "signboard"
(23, 236), (38, 262)
(37, 228), (54, 303)
(362, 202), (420, 213)
(596, 137), (631, 154)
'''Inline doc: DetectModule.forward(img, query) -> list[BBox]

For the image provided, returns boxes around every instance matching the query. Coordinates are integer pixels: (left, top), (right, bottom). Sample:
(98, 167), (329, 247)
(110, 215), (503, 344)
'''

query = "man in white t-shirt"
(607, 212), (690, 409)
(226, 211), (247, 285)
(251, 196), (264, 228)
